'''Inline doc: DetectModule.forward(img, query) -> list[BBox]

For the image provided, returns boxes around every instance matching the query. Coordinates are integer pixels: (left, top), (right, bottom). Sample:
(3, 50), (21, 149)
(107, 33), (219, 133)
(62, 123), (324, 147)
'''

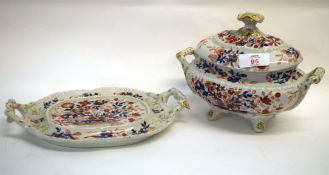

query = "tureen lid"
(195, 12), (303, 72)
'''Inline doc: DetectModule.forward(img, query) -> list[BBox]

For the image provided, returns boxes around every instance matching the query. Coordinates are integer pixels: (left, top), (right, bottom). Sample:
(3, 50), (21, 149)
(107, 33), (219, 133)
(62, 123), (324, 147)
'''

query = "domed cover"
(195, 12), (303, 72)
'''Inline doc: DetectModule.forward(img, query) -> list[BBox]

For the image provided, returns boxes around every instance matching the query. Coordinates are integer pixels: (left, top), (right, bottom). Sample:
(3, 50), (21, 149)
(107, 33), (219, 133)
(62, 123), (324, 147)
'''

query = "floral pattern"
(86, 121), (152, 139)
(207, 47), (244, 67)
(82, 92), (99, 97)
(195, 59), (249, 83)
(115, 92), (144, 100)
(131, 121), (151, 135)
(197, 36), (301, 72)
(43, 98), (59, 109)
(203, 44), (270, 71)
(218, 30), (283, 48)
(51, 121), (155, 140)
(43, 92), (101, 109)
(50, 97), (146, 126)
(266, 69), (303, 84)
(51, 127), (81, 140)
(276, 47), (301, 64)
(190, 76), (285, 115)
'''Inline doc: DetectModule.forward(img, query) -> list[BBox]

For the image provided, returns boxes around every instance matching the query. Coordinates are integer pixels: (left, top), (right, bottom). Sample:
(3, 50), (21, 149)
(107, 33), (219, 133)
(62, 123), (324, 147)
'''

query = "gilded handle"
(176, 47), (195, 72)
(307, 67), (325, 84)
(5, 99), (29, 127)
(160, 88), (190, 116)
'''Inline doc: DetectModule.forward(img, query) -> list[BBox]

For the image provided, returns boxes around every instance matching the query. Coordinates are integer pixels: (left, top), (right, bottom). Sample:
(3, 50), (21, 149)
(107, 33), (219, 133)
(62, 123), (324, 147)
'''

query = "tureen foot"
(250, 115), (274, 133)
(207, 109), (221, 121)
(251, 120), (266, 133)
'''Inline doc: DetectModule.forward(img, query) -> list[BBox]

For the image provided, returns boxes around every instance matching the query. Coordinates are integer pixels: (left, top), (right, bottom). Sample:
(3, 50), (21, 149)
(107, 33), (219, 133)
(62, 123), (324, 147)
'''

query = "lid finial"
(237, 12), (265, 37)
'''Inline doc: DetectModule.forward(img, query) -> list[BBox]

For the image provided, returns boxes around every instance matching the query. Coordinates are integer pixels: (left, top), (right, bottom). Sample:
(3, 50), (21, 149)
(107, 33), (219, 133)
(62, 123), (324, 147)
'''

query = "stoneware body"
(176, 12), (325, 132)
(5, 87), (189, 147)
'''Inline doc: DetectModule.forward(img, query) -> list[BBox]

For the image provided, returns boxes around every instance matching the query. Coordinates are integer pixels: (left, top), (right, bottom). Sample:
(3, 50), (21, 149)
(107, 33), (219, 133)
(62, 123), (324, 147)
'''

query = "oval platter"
(5, 87), (189, 148)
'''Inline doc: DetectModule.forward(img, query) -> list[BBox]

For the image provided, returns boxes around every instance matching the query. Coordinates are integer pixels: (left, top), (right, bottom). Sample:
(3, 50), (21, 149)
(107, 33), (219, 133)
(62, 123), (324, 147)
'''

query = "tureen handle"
(5, 99), (31, 127)
(176, 47), (195, 72)
(306, 67), (325, 85)
(160, 88), (190, 116)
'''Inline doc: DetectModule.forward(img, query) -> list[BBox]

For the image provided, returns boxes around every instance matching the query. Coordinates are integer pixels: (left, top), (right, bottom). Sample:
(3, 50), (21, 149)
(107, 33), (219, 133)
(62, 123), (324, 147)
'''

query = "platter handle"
(160, 88), (190, 116)
(5, 99), (30, 127)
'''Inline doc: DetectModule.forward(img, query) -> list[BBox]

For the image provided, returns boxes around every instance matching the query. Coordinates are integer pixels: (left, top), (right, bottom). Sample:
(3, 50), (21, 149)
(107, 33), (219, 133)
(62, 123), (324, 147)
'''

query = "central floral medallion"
(48, 96), (147, 126)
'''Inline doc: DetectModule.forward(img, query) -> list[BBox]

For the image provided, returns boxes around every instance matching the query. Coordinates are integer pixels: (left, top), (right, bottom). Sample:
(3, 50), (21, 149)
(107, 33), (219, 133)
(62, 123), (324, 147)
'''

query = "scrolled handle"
(5, 99), (30, 127)
(176, 47), (195, 72)
(307, 67), (325, 84)
(160, 88), (190, 116)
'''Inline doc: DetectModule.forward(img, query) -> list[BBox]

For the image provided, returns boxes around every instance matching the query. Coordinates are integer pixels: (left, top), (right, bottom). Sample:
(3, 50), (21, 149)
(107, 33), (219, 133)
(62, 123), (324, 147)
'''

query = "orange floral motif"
(217, 30), (283, 48)
(260, 96), (272, 105)
(275, 47), (301, 65)
(191, 77), (286, 115)
(61, 102), (74, 108)
(50, 97), (146, 126)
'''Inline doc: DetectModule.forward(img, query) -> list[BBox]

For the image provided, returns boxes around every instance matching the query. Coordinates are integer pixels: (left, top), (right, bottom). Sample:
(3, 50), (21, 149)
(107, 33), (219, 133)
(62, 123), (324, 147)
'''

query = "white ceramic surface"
(5, 87), (189, 147)
(177, 12), (325, 132)
(1, 2), (329, 175)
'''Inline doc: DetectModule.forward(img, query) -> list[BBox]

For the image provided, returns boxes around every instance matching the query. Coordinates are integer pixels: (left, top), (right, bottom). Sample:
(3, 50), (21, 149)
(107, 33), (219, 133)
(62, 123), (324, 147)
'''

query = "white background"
(1, 0), (329, 175)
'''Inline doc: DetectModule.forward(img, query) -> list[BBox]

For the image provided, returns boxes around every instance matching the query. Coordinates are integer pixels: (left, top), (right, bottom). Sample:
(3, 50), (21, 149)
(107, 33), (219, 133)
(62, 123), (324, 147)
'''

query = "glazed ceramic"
(176, 12), (325, 132)
(5, 87), (189, 147)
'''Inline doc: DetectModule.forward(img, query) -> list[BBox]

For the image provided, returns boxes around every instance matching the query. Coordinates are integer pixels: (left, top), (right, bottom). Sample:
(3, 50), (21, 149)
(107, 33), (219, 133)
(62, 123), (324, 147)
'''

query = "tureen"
(5, 87), (189, 147)
(176, 12), (325, 132)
